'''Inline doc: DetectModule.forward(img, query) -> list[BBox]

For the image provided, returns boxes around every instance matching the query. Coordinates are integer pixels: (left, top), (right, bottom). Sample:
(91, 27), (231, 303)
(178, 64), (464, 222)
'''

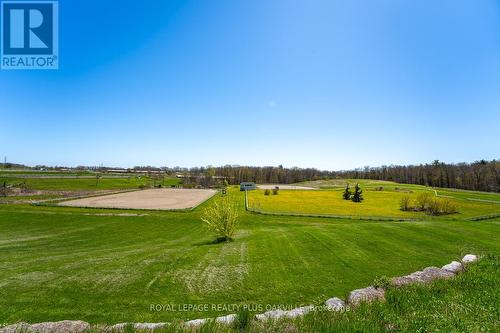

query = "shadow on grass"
(193, 236), (234, 246)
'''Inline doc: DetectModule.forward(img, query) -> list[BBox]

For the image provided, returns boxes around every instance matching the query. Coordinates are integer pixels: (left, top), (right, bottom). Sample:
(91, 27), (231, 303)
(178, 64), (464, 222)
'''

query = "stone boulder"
(109, 323), (129, 331)
(462, 254), (478, 264)
(0, 322), (32, 333)
(133, 323), (169, 331)
(421, 267), (455, 280)
(285, 306), (314, 318)
(255, 309), (286, 321)
(255, 305), (314, 321)
(324, 297), (345, 311)
(441, 261), (463, 273)
(391, 267), (454, 287)
(347, 287), (385, 306)
(184, 318), (209, 327)
(215, 314), (236, 325)
(30, 321), (89, 333)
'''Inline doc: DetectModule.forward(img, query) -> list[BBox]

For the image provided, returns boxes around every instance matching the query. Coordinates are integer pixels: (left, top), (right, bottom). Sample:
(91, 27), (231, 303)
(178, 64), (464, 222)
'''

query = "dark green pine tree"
(351, 183), (363, 202)
(342, 184), (352, 200)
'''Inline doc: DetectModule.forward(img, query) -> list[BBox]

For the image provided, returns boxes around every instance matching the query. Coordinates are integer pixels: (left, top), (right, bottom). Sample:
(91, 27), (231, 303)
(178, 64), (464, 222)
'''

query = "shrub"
(427, 198), (458, 216)
(201, 196), (239, 241)
(416, 192), (433, 211)
(427, 198), (441, 215)
(440, 198), (458, 215)
(400, 195), (412, 211)
(264, 189), (271, 195)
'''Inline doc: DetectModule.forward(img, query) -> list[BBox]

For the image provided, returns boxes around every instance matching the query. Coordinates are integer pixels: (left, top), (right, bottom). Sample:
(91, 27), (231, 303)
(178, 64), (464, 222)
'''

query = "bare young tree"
(200, 196), (239, 242)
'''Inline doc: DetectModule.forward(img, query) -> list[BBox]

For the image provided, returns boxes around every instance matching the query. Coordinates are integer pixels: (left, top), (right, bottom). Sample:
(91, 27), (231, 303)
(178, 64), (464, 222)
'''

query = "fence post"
(245, 189), (249, 211)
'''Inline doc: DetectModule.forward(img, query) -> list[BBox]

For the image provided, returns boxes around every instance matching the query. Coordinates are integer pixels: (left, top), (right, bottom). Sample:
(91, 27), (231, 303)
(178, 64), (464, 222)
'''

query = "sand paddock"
(59, 189), (217, 210)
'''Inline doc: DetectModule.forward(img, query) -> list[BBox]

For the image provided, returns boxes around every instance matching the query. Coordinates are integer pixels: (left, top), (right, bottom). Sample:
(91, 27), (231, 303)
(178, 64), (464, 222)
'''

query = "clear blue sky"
(1, 0), (499, 169)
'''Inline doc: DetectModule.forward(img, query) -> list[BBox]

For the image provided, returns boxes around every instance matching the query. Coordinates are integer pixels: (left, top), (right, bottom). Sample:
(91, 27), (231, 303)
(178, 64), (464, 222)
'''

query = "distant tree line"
(0, 162), (27, 169)
(184, 160), (500, 193)
(189, 165), (334, 185)
(5, 159), (499, 193)
(337, 160), (500, 193)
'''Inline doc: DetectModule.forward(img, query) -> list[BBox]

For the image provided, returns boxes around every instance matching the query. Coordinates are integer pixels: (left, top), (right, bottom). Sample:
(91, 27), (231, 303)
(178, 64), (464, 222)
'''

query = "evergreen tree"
(352, 183), (363, 202)
(342, 184), (352, 200)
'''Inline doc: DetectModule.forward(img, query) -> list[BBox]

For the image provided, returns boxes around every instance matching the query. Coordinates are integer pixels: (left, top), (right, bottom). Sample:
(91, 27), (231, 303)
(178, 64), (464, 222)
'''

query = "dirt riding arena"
(59, 189), (217, 210)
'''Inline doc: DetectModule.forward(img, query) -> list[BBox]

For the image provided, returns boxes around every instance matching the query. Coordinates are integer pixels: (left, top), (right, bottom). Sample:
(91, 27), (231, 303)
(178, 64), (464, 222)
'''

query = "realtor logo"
(1, 0), (58, 69)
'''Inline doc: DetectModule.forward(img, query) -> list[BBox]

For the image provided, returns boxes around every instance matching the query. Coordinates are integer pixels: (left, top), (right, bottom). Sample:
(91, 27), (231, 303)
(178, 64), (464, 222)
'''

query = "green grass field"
(78, 255), (500, 332)
(297, 179), (403, 189)
(1, 184), (500, 326)
(248, 184), (499, 220)
(298, 178), (500, 202)
(0, 176), (180, 191)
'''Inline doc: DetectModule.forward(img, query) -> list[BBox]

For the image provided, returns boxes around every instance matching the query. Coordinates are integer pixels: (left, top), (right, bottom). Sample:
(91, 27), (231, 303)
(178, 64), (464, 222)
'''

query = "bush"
(416, 192), (433, 211)
(440, 198), (458, 214)
(264, 189), (271, 195)
(398, 193), (457, 216)
(427, 198), (458, 216)
(400, 195), (411, 211)
(427, 198), (441, 215)
(201, 196), (239, 241)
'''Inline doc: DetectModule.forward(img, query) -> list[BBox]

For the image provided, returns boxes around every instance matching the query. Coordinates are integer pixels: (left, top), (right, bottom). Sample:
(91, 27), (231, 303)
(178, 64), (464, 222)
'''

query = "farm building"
(240, 182), (256, 191)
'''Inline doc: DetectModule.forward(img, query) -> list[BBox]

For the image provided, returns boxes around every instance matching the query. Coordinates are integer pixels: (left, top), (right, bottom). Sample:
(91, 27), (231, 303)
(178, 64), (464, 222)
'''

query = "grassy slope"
(79, 256), (500, 332)
(251, 255), (500, 332)
(0, 189), (499, 324)
(248, 187), (499, 219)
(190, 256), (500, 332)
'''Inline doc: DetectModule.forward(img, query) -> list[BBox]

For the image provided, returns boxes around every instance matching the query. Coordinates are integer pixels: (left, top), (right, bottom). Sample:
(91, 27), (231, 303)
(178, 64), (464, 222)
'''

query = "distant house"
(240, 182), (256, 191)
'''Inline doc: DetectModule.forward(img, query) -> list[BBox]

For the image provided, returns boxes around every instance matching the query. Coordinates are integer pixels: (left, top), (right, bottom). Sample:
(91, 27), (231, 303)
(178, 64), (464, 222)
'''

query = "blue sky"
(1, 0), (499, 169)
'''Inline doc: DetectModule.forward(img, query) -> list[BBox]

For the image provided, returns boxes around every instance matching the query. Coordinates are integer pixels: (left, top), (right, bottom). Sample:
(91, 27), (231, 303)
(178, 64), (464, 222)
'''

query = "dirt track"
(59, 189), (217, 210)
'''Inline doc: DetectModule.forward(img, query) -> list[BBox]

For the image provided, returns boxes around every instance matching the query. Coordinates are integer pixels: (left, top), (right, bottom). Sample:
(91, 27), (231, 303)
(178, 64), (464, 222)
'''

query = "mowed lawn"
(248, 188), (500, 219)
(0, 189), (500, 324)
(0, 176), (180, 191)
